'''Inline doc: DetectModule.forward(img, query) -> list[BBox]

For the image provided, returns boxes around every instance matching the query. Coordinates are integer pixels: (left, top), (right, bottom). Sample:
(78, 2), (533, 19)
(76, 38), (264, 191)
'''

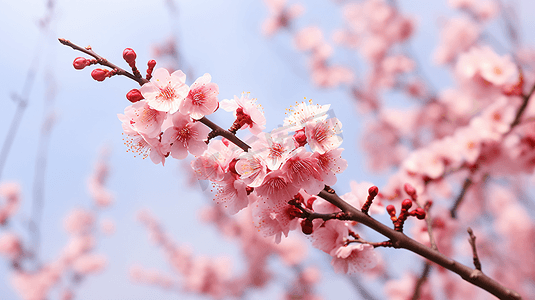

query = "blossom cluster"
(118, 67), (385, 274)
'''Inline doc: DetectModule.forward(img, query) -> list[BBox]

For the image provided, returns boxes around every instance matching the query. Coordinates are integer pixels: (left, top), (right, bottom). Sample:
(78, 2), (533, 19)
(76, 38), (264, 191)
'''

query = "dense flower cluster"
(118, 69), (385, 273)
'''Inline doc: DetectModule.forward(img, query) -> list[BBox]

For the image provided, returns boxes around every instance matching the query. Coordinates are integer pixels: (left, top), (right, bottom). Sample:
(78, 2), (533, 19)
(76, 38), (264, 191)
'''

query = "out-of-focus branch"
(467, 227), (482, 271)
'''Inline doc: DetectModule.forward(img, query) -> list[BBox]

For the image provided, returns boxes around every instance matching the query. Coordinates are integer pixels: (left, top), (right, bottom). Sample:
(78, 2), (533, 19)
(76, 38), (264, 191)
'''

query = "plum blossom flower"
(118, 101), (167, 138)
(214, 173), (251, 215)
(179, 73), (219, 119)
(312, 148), (348, 186)
(255, 170), (300, 204)
(305, 117), (343, 154)
(456, 46), (519, 86)
(235, 151), (268, 187)
(220, 92), (266, 134)
(121, 130), (166, 165)
(251, 130), (295, 170)
(162, 112), (211, 160)
(0, 232), (22, 259)
(283, 100), (330, 131)
(331, 243), (377, 274)
(191, 140), (242, 182)
(280, 148), (324, 195)
(139, 68), (189, 114)
(252, 191), (301, 243)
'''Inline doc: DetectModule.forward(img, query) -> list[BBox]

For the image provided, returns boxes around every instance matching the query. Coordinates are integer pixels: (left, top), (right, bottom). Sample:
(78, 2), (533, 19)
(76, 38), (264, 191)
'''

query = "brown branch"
(317, 190), (521, 300)
(58, 38), (149, 86)
(197, 117), (251, 152)
(450, 176), (473, 219)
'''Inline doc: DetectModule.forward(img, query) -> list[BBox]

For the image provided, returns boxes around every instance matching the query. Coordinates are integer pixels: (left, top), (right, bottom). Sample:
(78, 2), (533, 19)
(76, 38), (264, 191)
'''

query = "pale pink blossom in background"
(139, 68), (189, 114)
(294, 26), (324, 51)
(434, 17), (480, 65)
(72, 254), (107, 274)
(64, 209), (94, 235)
(0, 232), (22, 259)
(262, 0), (304, 36)
(331, 243), (377, 274)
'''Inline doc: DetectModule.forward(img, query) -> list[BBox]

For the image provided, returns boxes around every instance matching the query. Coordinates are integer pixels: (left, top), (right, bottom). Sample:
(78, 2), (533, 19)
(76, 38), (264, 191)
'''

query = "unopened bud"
(368, 186), (379, 197)
(386, 205), (396, 217)
(401, 199), (413, 210)
(404, 183), (417, 199)
(147, 60), (156, 69)
(91, 69), (109, 82)
(126, 89), (144, 103)
(228, 158), (239, 176)
(73, 57), (89, 70)
(301, 219), (313, 235)
(123, 48), (137, 64)
(293, 129), (307, 147)
(412, 208), (426, 219)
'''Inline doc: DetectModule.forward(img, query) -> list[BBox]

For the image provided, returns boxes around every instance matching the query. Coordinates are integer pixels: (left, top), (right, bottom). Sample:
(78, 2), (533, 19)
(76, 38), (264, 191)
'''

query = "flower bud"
(301, 219), (313, 235)
(412, 208), (426, 220)
(122, 48), (137, 64)
(404, 183), (416, 199)
(293, 129), (307, 147)
(401, 199), (413, 210)
(91, 69), (109, 82)
(147, 60), (156, 69)
(386, 205), (396, 217)
(368, 186), (379, 198)
(126, 89), (144, 103)
(73, 57), (89, 70)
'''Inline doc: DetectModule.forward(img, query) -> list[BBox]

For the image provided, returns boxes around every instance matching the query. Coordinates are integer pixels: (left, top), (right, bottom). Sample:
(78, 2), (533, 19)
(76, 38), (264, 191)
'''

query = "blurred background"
(1, 0), (534, 299)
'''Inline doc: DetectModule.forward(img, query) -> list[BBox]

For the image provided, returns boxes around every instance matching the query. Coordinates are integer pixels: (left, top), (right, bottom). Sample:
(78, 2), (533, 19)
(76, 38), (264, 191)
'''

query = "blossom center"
(158, 85), (177, 101)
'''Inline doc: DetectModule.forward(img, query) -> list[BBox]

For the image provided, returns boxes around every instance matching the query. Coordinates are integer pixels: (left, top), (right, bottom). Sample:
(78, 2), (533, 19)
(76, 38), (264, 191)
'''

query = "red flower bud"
(386, 205), (396, 217)
(73, 57), (89, 70)
(368, 186), (379, 198)
(293, 129), (307, 147)
(147, 59), (156, 69)
(126, 89), (144, 103)
(301, 219), (313, 235)
(91, 69), (109, 82)
(123, 48), (137, 64)
(401, 199), (413, 210)
(412, 208), (426, 220)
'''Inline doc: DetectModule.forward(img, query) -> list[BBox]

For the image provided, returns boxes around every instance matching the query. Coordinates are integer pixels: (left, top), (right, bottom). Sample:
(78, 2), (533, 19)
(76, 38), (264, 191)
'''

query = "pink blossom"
(235, 151), (268, 187)
(214, 174), (251, 215)
(191, 140), (242, 182)
(312, 148), (348, 186)
(0, 232), (22, 259)
(72, 253), (107, 274)
(162, 112), (210, 159)
(283, 100), (330, 131)
(118, 100), (167, 138)
(252, 191), (300, 243)
(433, 17), (480, 65)
(251, 130), (295, 170)
(64, 209), (94, 235)
(294, 26), (324, 51)
(121, 128), (167, 165)
(139, 68), (189, 114)
(311, 220), (348, 255)
(280, 148), (324, 195)
(100, 219), (115, 235)
(331, 243), (377, 274)
(456, 46), (519, 86)
(255, 169), (299, 204)
(179, 73), (219, 119)
(220, 92), (266, 134)
(305, 117), (343, 154)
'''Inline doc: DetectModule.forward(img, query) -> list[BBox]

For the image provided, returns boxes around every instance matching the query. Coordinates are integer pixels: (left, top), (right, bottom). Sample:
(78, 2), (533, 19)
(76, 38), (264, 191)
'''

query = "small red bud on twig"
(401, 199), (413, 210)
(412, 208), (426, 220)
(122, 48), (137, 64)
(146, 60), (156, 81)
(73, 57), (89, 70)
(386, 205), (396, 219)
(126, 89), (144, 103)
(91, 68), (109, 82)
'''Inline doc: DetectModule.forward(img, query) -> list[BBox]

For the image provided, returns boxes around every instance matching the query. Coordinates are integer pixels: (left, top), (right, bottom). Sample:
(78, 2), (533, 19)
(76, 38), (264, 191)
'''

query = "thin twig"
(411, 262), (431, 300)
(467, 227), (482, 271)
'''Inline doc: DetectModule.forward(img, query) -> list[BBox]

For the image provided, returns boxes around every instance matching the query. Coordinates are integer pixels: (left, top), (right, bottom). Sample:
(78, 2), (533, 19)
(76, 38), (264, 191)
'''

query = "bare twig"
(467, 227), (482, 271)
(411, 262), (431, 300)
